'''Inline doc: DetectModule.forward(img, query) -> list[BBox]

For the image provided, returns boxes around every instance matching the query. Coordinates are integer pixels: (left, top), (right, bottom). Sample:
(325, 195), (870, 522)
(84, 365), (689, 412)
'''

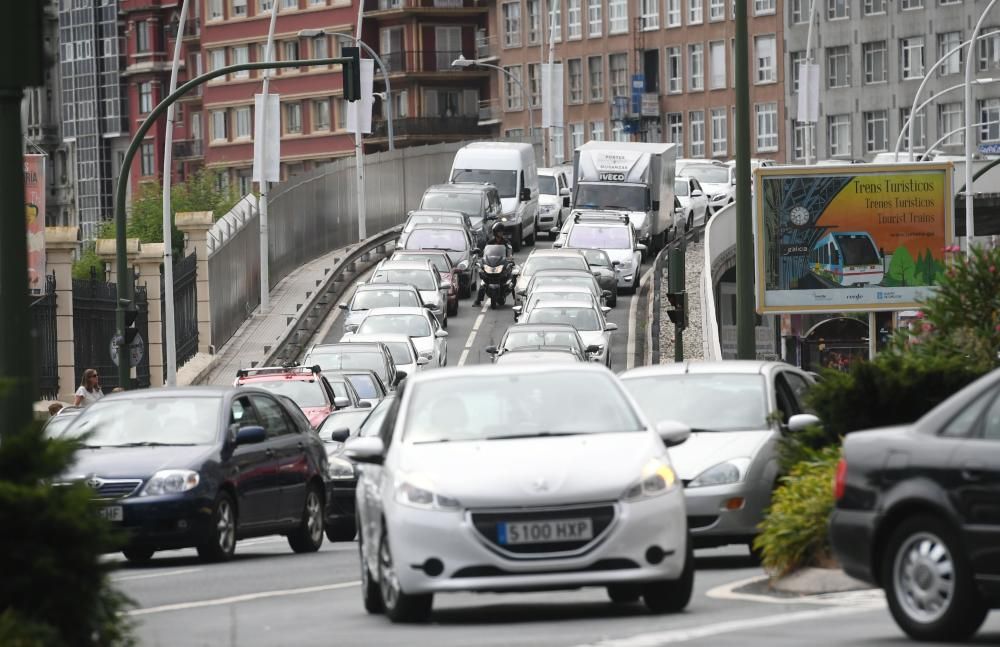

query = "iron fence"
(30, 274), (58, 399)
(163, 252), (199, 373)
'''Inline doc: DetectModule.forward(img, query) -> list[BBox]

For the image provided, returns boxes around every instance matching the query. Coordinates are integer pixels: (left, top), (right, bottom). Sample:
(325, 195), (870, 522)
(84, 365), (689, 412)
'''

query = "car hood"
(63, 444), (216, 480)
(500, 197), (519, 215)
(444, 250), (469, 267)
(497, 350), (580, 364)
(419, 290), (442, 307)
(409, 335), (435, 356)
(398, 432), (664, 507)
(603, 248), (635, 264)
(667, 430), (772, 481)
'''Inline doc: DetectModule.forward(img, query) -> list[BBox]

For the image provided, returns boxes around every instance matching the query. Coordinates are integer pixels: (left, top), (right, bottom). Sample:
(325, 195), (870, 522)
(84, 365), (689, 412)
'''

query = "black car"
(56, 387), (331, 564)
(830, 370), (1000, 642)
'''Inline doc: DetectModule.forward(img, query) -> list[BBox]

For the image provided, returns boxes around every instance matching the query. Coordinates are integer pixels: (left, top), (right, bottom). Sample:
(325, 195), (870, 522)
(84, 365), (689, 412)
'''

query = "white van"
(449, 142), (539, 252)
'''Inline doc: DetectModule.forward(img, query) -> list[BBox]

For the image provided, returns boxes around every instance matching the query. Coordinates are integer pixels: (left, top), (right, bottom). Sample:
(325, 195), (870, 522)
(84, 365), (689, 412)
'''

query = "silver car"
(512, 249), (592, 304)
(339, 283), (425, 336)
(521, 299), (617, 367)
(342, 333), (428, 380)
(556, 213), (645, 291)
(369, 260), (450, 328)
(342, 307), (449, 367)
(577, 248), (619, 308)
(346, 364), (693, 623)
(620, 361), (818, 552)
(523, 269), (610, 309)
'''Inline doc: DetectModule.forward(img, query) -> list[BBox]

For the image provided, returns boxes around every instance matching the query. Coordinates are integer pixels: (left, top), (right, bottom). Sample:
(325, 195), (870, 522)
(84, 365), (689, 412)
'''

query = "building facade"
(784, 0), (1000, 162)
(490, 0), (786, 163)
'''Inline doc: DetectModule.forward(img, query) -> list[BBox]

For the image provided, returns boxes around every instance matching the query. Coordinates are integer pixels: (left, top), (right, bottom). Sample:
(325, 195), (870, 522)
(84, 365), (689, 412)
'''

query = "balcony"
(477, 99), (500, 125)
(364, 0), (489, 15)
(370, 116), (494, 141)
(173, 139), (204, 159)
(373, 50), (489, 75)
(165, 18), (200, 41)
(476, 35), (498, 62)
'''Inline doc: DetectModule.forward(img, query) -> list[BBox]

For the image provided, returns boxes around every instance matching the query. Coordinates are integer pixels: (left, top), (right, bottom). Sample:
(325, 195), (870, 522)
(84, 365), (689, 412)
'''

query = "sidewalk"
(195, 243), (357, 386)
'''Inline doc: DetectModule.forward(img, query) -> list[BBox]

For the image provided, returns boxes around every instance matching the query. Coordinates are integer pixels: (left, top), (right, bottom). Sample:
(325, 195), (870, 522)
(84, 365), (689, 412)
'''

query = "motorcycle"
(479, 244), (514, 309)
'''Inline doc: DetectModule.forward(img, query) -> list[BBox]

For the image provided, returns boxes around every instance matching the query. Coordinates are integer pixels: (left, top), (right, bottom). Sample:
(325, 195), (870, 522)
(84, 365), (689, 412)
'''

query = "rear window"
(347, 374), (379, 399)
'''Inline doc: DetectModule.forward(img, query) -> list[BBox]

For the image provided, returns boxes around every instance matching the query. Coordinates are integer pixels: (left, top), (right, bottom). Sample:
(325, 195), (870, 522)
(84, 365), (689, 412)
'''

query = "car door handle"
(265, 448), (275, 457)
(961, 463), (986, 481)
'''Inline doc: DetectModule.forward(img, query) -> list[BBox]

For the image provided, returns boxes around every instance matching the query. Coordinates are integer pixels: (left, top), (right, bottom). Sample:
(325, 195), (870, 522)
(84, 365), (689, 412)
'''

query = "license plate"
(99, 506), (123, 522)
(498, 518), (594, 545)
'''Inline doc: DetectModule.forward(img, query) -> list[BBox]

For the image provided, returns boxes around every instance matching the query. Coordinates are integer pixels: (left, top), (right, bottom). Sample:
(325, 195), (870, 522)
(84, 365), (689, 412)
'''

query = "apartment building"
(784, 0), (1000, 162)
(490, 0), (785, 163)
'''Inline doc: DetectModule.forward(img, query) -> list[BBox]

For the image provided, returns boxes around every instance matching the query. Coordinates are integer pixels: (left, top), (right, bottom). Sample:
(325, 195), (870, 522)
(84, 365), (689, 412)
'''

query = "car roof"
(530, 283), (592, 292)
(356, 282), (420, 292)
(98, 386), (236, 400)
(531, 268), (597, 278)
(405, 361), (613, 384)
(357, 306), (429, 316)
(407, 223), (468, 232)
(239, 372), (321, 383)
(621, 360), (781, 379)
(378, 260), (435, 270)
(426, 183), (490, 194)
(506, 322), (581, 332)
(496, 349), (581, 363)
(408, 209), (466, 218)
(527, 248), (587, 257)
(308, 342), (386, 353)
(346, 333), (417, 345)
(528, 299), (598, 309)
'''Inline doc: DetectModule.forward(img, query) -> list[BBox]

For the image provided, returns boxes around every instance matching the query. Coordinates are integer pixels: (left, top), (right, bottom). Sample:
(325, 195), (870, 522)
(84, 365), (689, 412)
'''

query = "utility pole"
(0, 3), (44, 434)
(258, 0), (279, 312)
(734, 0), (755, 359)
(666, 235), (687, 361)
(353, 1), (368, 240)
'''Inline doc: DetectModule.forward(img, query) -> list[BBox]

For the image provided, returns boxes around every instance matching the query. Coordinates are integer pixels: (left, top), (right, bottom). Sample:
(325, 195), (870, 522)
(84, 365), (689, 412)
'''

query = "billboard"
(754, 163), (953, 313)
(25, 154), (45, 292)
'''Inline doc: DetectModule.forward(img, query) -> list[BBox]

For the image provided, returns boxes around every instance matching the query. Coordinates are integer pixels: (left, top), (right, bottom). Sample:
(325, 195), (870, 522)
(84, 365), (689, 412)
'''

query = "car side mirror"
(423, 303), (435, 310)
(327, 427), (351, 443)
(560, 187), (570, 196)
(691, 189), (703, 197)
(563, 197), (570, 208)
(605, 322), (619, 331)
(344, 436), (385, 465)
(457, 260), (469, 271)
(731, 176), (737, 185)
(651, 200), (660, 211)
(552, 241), (563, 248)
(393, 371), (407, 385)
(357, 401), (372, 408)
(416, 356), (430, 365)
(655, 420), (691, 447)
(511, 268), (520, 276)
(333, 397), (351, 409)
(338, 302), (348, 310)
(485, 345), (498, 355)
(787, 413), (821, 433)
(549, 227), (560, 235)
(345, 324), (358, 333)
(636, 243), (648, 252)
(439, 280), (451, 290)
(520, 187), (531, 201)
(602, 290), (612, 299)
(235, 425), (266, 445)
(435, 329), (449, 338)
(601, 306), (611, 314)
(612, 260), (621, 267)
(585, 344), (601, 354)
(512, 305), (522, 315)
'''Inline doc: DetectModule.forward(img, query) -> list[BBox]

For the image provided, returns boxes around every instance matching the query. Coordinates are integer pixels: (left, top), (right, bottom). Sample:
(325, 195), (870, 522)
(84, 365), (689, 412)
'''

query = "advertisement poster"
(754, 163), (953, 313)
(25, 154), (45, 292)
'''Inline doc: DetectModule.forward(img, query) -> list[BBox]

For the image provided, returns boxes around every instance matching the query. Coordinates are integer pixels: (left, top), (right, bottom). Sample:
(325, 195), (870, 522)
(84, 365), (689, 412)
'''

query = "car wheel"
(512, 225), (523, 252)
(882, 515), (988, 642)
(642, 537), (693, 614)
(607, 584), (641, 604)
(122, 547), (155, 564)
(288, 486), (325, 553)
(326, 517), (357, 542)
(359, 532), (383, 614)
(379, 530), (433, 623)
(197, 492), (237, 562)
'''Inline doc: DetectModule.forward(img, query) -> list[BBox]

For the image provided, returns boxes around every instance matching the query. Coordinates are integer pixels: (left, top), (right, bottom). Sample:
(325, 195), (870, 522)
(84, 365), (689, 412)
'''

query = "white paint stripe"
(127, 580), (360, 617)
(113, 568), (202, 583)
(575, 605), (873, 647)
(457, 303), (490, 366)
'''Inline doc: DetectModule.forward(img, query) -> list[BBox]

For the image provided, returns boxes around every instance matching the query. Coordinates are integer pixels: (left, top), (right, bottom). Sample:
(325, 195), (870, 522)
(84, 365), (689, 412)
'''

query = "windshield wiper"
(486, 431), (584, 440)
(108, 442), (198, 447)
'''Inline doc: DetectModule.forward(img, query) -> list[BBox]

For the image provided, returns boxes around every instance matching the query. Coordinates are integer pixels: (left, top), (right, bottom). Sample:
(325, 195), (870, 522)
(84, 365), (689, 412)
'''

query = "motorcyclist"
(474, 223), (513, 306)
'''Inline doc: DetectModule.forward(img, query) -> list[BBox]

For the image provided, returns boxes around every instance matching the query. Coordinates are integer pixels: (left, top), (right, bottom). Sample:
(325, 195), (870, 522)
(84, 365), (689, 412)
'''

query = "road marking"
(625, 265), (656, 371)
(575, 605), (875, 646)
(113, 568), (202, 583)
(127, 580), (361, 617)
(457, 302), (490, 366)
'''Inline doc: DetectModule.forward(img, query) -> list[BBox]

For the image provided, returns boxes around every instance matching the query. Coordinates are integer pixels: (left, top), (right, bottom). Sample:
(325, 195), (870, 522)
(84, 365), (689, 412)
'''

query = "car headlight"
(327, 456), (355, 480)
(141, 469), (200, 496)
(500, 215), (509, 223)
(395, 476), (461, 511)
(623, 458), (677, 500)
(687, 458), (751, 488)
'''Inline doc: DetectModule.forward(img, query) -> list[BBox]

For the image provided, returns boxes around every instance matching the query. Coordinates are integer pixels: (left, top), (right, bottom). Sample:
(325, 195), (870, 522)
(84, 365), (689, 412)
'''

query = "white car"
(678, 163), (734, 215)
(674, 176), (710, 231)
(521, 299), (617, 367)
(513, 283), (603, 321)
(537, 167), (573, 237)
(512, 249), (591, 304)
(346, 364), (693, 623)
(369, 260), (450, 328)
(556, 213), (644, 291)
(342, 307), (449, 367)
(342, 333), (429, 379)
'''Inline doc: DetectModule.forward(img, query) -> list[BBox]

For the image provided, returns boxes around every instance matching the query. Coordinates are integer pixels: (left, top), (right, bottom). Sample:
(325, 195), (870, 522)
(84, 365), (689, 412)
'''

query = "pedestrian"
(48, 402), (64, 417)
(73, 368), (104, 407)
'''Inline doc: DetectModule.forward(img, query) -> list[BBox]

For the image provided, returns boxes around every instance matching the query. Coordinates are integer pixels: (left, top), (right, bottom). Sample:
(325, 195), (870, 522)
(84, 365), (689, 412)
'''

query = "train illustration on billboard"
(807, 231), (885, 288)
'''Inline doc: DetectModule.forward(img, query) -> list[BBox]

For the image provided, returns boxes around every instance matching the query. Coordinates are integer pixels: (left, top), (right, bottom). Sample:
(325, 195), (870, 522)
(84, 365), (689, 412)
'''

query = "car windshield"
(404, 229), (467, 252)
(357, 314), (431, 337)
(405, 371), (642, 442)
(308, 350), (386, 381)
(623, 374), (769, 431)
(451, 169), (517, 198)
(504, 330), (581, 351)
(539, 176), (558, 195)
(65, 397), (222, 445)
(396, 254), (450, 274)
(531, 276), (596, 293)
(581, 249), (611, 267)
(674, 180), (689, 196)
(523, 255), (588, 275)
(318, 410), (371, 441)
(43, 414), (81, 439)
(683, 165), (729, 184)
(834, 234), (880, 266)
(420, 191), (482, 215)
(346, 374), (380, 399)
(568, 225), (631, 249)
(327, 379), (351, 400)
(574, 183), (648, 211)
(381, 341), (416, 364)
(525, 307), (601, 331)
(353, 289), (420, 310)
(373, 269), (436, 290)
(241, 379), (327, 408)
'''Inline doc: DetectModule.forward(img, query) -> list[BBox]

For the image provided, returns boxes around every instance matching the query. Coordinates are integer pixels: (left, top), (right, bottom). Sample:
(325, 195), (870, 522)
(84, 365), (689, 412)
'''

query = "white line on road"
(457, 302), (490, 366)
(127, 580), (361, 617)
(112, 568), (202, 583)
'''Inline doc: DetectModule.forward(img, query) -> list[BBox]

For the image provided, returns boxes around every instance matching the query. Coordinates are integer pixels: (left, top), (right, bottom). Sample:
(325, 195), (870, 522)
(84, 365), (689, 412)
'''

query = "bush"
(754, 444), (841, 577)
(71, 248), (104, 281)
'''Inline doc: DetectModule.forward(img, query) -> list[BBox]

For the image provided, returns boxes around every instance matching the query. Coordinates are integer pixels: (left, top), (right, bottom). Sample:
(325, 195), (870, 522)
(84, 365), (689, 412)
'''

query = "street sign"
(640, 93), (659, 117)
(979, 143), (1000, 155)
(542, 63), (564, 128)
(252, 93), (281, 183)
(110, 333), (145, 369)
(631, 74), (644, 115)
(796, 63), (820, 122)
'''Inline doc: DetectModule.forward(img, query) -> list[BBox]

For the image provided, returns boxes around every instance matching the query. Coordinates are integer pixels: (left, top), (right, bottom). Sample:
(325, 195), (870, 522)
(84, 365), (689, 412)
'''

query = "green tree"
(71, 248), (104, 281)
(884, 246), (917, 286)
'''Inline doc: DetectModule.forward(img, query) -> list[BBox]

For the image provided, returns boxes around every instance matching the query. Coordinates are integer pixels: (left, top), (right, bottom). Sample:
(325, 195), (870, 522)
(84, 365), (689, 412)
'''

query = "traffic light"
(123, 303), (139, 345)
(666, 291), (687, 329)
(342, 46), (361, 102)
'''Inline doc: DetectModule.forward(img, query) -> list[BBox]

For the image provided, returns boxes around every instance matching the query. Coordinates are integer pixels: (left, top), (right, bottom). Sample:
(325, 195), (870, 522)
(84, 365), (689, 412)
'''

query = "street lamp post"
(734, 0), (754, 359)
(801, 0), (818, 165)
(894, 78), (998, 158)
(964, 0), (999, 249)
(453, 55), (535, 134)
(258, 0), (280, 313)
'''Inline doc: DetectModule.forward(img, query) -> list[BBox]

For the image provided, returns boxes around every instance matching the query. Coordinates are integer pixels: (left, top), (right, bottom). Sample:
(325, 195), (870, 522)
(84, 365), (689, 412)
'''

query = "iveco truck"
(571, 142), (678, 253)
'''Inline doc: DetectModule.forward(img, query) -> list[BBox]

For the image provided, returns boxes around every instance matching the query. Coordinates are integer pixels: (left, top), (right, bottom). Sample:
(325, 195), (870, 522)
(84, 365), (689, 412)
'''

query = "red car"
(234, 365), (351, 428)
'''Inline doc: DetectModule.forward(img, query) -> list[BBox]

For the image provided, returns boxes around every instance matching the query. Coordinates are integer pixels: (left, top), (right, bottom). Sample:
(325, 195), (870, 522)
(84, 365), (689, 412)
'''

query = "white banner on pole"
(346, 58), (375, 135)
(797, 63), (820, 123)
(541, 63), (563, 128)
(253, 93), (281, 182)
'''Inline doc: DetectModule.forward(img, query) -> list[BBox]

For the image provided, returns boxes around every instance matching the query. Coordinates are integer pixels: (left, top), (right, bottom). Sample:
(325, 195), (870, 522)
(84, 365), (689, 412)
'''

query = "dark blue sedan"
(53, 387), (332, 564)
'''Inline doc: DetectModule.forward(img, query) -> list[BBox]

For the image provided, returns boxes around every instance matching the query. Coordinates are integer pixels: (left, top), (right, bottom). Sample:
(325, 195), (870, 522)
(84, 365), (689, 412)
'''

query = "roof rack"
(573, 212), (629, 225)
(236, 363), (321, 379)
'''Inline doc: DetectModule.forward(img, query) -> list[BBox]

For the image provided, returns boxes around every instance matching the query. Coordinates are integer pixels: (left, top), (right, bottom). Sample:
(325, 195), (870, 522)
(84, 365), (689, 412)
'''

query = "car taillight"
(833, 458), (848, 501)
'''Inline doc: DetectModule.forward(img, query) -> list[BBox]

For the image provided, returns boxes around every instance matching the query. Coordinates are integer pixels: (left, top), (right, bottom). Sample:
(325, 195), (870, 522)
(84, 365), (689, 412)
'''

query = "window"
(611, 121), (626, 142)
(641, 0), (659, 29)
(609, 0), (627, 33)
(979, 31), (1000, 72)
(666, 46), (682, 93)
(550, 0), (562, 42)
(284, 102), (302, 133)
(570, 122), (584, 149)
(667, 112), (683, 146)
(251, 396), (294, 438)
(283, 0), (298, 7)
(335, 98), (347, 130)
(553, 128), (565, 163)
(709, 41), (726, 89)
(528, 63), (541, 108)
(789, 51), (804, 93)
(260, 0), (274, 10)
(138, 82), (153, 113)
(864, 110), (888, 152)
(899, 107), (926, 150)
(504, 65), (523, 110)
(588, 0), (602, 36)
(900, 0), (922, 9)
(209, 49), (225, 73)
(527, 0), (540, 44)
(235, 106), (252, 138)
(590, 119), (605, 140)
(688, 0), (703, 23)
(827, 45), (850, 88)
(689, 110), (705, 157)
(588, 56), (604, 100)
(283, 40), (299, 70)
(711, 108), (727, 156)
(901, 37), (925, 80)
(827, 0), (848, 19)
(709, 0), (724, 20)
(609, 53), (628, 97)
(754, 0), (775, 14)
(232, 0), (248, 17)
(688, 43), (704, 91)
(211, 109), (228, 141)
(755, 102), (778, 152)
(828, 114), (851, 157)
(140, 142), (155, 176)
(793, 123), (816, 160)
(755, 35), (775, 83)
(863, 0), (885, 13)
(939, 102), (963, 145)
(312, 34), (329, 61)
(568, 0), (582, 37)
(232, 45), (249, 79)
(136, 20), (150, 52)
(981, 98), (1000, 143)
(789, 0), (806, 22)
(209, 0), (224, 19)
(502, 2), (521, 47)
(938, 32), (962, 76)
(568, 58), (583, 103)
(863, 41), (887, 84)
